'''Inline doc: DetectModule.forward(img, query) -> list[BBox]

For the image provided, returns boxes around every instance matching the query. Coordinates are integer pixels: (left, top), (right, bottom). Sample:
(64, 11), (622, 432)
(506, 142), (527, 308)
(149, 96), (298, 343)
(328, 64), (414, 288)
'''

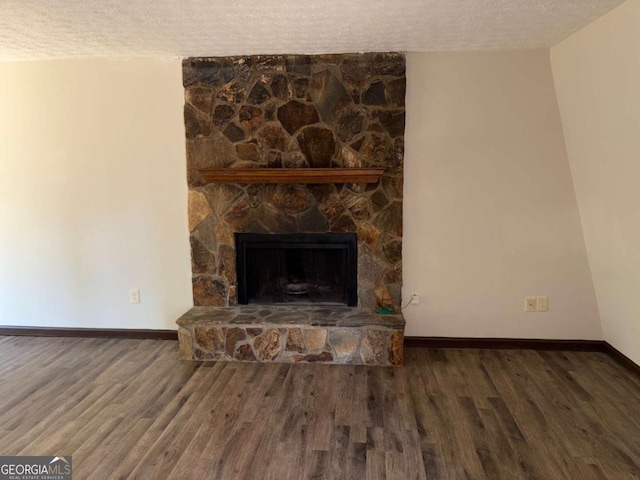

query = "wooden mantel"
(198, 168), (385, 184)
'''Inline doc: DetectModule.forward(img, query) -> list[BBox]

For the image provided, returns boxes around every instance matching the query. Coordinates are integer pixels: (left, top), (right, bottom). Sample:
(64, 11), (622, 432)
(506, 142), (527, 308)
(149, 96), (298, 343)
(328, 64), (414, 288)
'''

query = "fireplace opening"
(236, 233), (357, 306)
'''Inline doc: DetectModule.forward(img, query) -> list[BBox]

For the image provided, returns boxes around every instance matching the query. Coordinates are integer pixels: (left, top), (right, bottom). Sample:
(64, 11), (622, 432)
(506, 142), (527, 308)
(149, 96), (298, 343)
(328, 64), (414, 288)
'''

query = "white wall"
(402, 50), (602, 340)
(0, 58), (192, 330)
(551, 0), (640, 364)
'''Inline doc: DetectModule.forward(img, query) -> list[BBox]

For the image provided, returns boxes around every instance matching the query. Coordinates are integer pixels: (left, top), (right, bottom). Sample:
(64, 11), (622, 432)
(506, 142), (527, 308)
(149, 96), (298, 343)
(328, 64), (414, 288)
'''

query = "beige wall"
(403, 50), (602, 339)
(0, 52), (607, 341)
(551, 0), (640, 364)
(0, 58), (193, 330)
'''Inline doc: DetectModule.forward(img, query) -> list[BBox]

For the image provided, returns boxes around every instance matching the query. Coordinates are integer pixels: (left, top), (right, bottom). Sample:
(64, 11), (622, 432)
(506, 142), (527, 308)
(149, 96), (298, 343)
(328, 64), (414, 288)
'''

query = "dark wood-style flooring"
(0, 336), (639, 479)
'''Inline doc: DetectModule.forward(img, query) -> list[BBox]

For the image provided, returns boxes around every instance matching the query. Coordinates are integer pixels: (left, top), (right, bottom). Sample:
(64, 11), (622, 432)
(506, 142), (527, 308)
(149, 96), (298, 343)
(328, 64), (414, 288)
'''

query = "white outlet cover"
(129, 289), (140, 304)
(525, 297), (537, 312)
(536, 295), (548, 312)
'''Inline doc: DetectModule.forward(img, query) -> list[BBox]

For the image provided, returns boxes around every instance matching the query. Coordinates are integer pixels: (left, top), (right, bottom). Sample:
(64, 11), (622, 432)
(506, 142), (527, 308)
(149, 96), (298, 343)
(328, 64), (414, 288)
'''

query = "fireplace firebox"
(235, 233), (357, 306)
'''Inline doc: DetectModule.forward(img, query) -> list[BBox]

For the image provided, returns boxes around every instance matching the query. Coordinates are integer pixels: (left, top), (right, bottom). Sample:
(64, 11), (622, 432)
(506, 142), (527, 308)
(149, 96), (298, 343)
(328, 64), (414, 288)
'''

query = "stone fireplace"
(176, 53), (406, 365)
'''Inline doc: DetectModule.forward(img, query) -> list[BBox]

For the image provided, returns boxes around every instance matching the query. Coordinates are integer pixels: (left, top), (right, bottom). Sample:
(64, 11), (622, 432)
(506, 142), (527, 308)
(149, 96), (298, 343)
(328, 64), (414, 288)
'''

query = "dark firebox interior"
(236, 233), (357, 306)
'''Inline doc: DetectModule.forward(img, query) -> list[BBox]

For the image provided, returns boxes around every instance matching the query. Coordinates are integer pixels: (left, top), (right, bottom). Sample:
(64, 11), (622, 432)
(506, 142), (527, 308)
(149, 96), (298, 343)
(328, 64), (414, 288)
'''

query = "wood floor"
(0, 336), (639, 479)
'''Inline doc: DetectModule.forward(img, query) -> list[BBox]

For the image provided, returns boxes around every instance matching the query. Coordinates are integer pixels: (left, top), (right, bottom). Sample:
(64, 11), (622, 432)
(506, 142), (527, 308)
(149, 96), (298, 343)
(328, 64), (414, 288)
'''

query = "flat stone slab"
(177, 305), (405, 328)
(176, 305), (405, 366)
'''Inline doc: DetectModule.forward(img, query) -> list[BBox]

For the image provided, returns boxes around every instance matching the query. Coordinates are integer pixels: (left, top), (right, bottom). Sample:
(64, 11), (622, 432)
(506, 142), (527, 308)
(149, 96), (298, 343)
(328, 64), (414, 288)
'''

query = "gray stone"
(190, 236), (216, 272)
(374, 202), (402, 237)
(387, 78), (406, 107)
(212, 104), (236, 128)
(297, 126), (336, 167)
(360, 329), (388, 365)
(257, 205), (298, 233)
(298, 206), (329, 232)
(362, 81), (386, 105)
(383, 239), (402, 264)
(376, 110), (405, 138)
(247, 82), (271, 105)
(184, 104), (211, 138)
(192, 214), (220, 259)
(329, 329), (361, 359)
(271, 74), (292, 101)
(223, 122), (245, 142)
(186, 131), (236, 171)
(219, 244), (236, 283)
(293, 78), (310, 99)
(285, 55), (311, 75)
(232, 57), (253, 82)
(310, 70), (351, 121)
(358, 245), (388, 291)
(335, 107), (366, 142)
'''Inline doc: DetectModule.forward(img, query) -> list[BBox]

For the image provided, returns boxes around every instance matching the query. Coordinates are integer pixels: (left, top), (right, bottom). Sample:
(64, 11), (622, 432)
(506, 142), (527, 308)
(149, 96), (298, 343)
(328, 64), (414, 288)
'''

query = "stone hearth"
(177, 306), (404, 366)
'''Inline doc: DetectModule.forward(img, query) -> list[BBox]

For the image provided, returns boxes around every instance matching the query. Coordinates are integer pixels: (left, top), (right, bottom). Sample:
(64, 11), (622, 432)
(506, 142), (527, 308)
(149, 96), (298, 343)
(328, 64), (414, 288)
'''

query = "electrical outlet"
(525, 297), (536, 312)
(536, 295), (548, 312)
(411, 295), (420, 305)
(129, 289), (140, 304)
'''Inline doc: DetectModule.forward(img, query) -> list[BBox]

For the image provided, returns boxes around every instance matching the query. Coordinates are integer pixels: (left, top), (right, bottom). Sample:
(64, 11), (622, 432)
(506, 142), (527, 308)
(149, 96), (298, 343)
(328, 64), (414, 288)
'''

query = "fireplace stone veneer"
(178, 52), (406, 366)
(177, 306), (404, 366)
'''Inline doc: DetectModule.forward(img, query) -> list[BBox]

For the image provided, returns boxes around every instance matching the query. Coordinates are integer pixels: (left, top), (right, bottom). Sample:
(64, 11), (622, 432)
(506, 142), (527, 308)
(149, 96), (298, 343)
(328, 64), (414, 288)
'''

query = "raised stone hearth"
(177, 306), (404, 366)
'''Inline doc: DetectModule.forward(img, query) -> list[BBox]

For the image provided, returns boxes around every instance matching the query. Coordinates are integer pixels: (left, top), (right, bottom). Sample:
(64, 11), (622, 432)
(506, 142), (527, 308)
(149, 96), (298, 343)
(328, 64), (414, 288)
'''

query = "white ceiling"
(0, 0), (625, 60)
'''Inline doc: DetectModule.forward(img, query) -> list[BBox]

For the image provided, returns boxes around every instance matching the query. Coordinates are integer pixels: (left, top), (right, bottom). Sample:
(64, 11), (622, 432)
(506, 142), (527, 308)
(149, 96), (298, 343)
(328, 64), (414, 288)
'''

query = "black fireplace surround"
(236, 233), (358, 307)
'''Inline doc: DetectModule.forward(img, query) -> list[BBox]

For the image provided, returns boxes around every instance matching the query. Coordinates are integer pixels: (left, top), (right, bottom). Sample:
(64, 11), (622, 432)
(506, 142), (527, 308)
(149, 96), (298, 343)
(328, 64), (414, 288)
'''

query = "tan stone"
(375, 287), (394, 309)
(215, 227), (235, 246)
(357, 223), (381, 248)
(305, 329), (327, 351)
(192, 277), (227, 306)
(388, 330), (404, 366)
(254, 329), (282, 361)
(341, 145), (362, 168)
(225, 327), (247, 357)
(194, 327), (225, 352)
(188, 190), (212, 231)
(185, 86), (214, 114)
(286, 328), (305, 353)
(178, 327), (194, 359)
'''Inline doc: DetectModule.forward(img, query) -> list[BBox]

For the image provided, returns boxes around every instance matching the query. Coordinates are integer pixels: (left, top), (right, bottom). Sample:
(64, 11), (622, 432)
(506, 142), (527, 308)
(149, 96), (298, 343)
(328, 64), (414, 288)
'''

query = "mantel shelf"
(198, 168), (385, 184)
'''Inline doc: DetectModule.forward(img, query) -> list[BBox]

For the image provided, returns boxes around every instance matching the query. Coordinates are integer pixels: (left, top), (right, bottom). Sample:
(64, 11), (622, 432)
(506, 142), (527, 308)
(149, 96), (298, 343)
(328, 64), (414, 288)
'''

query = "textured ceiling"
(0, 0), (626, 60)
